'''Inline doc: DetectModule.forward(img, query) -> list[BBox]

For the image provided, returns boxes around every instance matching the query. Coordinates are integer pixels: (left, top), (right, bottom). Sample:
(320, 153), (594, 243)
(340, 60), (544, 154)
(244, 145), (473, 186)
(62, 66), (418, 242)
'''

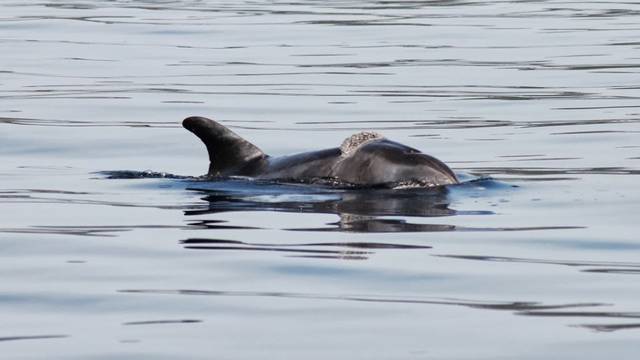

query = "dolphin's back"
(259, 148), (341, 181)
(183, 116), (458, 187)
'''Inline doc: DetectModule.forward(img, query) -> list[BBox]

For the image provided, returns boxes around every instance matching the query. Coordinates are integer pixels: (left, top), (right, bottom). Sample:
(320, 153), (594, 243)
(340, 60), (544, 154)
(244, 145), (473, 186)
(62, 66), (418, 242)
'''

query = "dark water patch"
(1, 117), (179, 128)
(159, 70), (393, 76)
(0, 227), (123, 237)
(0, 334), (68, 342)
(290, 118), (640, 131)
(575, 323), (640, 332)
(0, 37), (252, 51)
(29, 0), (634, 19)
(119, 339), (141, 343)
(549, 53), (607, 59)
(287, 219), (457, 233)
(1, 189), (93, 195)
(16, 165), (74, 170)
(506, 157), (582, 162)
(465, 137), (504, 141)
(543, 27), (640, 34)
(455, 225), (586, 232)
(181, 238), (427, 259)
(562, 64), (640, 71)
(555, 105), (640, 110)
(291, 254), (369, 260)
(13, 14), (170, 26)
(410, 133), (443, 138)
(471, 176), (580, 182)
(291, 53), (354, 57)
(499, 154), (556, 158)
(341, 43), (582, 50)
(63, 57), (116, 62)
(5, 115), (637, 133)
(609, 41), (640, 46)
(582, 268), (640, 275)
(119, 288), (604, 312)
(123, 319), (202, 326)
(296, 118), (514, 129)
(350, 88), (593, 101)
(551, 130), (640, 135)
(5, 80), (631, 104)
(185, 220), (261, 230)
(161, 100), (205, 104)
(522, 119), (640, 129)
(292, 57), (640, 74)
(0, 224), (192, 237)
(519, 311), (640, 319)
(437, 254), (640, 274)
(332, 0), (475, 10)
(2, 95), (131, 100)
(461, 166), (640, 179)
(298, 20), (433, 27)
(119, 288), (613, 324)
(0, 193), (190, 211)
(286, 220), (578, 233)
(184, 245), (372, 257)
(43, 3), (96, 10)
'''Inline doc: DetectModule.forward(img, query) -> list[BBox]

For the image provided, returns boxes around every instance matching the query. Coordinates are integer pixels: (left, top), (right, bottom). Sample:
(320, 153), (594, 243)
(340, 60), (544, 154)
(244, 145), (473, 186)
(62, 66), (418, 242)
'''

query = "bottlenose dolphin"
(183, 116), (458, 187)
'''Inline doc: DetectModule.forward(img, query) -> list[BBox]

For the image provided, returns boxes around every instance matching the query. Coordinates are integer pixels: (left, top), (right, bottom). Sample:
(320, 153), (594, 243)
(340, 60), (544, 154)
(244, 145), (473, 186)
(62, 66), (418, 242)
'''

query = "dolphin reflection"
(184, 181), (490, 233)
(180, 180), (579, 258)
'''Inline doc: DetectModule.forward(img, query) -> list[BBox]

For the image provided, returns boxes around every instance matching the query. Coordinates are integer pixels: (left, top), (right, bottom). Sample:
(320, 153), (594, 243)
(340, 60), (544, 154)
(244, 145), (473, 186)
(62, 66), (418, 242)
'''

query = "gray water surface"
(1, 1), (640, 359)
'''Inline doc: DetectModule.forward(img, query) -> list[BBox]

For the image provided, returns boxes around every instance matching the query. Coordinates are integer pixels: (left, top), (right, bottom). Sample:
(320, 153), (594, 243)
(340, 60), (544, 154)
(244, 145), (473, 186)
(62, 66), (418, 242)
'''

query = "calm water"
(1, 0), (640, 358)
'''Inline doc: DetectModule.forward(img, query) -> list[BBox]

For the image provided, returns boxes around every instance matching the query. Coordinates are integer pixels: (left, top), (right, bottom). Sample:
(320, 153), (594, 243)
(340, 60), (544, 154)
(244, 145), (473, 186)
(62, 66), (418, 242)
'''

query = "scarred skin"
(183, 116), (458, 187)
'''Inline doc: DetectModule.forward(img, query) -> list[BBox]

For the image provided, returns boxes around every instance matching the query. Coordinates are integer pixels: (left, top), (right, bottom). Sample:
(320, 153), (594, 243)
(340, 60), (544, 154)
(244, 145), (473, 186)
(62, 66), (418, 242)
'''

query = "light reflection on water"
(1, 0), (640, 358)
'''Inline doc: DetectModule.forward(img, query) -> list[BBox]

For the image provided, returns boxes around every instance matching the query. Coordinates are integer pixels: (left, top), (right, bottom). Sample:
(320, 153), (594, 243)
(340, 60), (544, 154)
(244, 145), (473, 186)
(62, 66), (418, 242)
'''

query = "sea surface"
(1, 1), (639, 359)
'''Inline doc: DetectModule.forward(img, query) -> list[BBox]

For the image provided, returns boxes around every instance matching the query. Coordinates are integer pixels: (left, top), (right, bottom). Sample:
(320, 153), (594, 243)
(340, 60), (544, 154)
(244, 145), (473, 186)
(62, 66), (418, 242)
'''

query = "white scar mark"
(339, 132), (384, 157)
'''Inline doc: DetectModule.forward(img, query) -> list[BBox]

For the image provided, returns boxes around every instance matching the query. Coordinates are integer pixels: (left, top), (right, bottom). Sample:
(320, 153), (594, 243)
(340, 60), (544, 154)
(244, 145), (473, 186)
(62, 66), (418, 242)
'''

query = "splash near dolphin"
(183, 116), (458, 188)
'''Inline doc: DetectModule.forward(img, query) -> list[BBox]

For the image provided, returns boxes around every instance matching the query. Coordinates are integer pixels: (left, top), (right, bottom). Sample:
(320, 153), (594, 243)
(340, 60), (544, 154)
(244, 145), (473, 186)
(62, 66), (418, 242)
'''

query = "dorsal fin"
(182, 116), (266, 175)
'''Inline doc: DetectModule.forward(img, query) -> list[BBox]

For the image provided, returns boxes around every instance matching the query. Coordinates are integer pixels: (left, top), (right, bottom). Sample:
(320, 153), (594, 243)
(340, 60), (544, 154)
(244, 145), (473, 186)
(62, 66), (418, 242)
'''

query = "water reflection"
(437, 254), (640, 275)
(176, 178), (582, 259)
(188, 186), (455, 217)
(184, 178), (578, 234)
(185, 180), (473, 234)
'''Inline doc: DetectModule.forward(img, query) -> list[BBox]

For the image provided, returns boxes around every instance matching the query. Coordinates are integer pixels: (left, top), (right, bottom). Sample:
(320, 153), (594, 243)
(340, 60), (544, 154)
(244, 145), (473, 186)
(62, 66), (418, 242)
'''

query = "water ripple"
(119, 288), (640, 331)
(181, 238), (431, 260)
(0, 334), (69, 342)
(437, 254), (640, 275)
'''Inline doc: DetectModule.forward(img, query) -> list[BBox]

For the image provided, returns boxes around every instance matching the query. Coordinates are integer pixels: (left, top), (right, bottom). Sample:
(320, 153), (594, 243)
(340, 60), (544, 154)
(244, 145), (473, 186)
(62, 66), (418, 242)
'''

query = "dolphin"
(183, 116), (458, 187)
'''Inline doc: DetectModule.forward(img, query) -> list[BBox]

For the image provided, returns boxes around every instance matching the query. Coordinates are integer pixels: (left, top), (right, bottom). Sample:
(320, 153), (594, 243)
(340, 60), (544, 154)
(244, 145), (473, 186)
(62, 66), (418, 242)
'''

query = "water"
(1, 0), (639, 358)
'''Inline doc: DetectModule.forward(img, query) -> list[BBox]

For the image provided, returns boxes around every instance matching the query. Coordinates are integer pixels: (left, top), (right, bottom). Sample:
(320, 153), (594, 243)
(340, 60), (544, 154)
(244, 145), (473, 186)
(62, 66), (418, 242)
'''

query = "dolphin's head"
(334, 138), (458, 187)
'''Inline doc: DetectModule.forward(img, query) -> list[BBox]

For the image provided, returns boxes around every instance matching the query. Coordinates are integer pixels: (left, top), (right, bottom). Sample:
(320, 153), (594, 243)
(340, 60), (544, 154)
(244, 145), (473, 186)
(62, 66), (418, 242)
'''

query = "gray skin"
(183, 116), (458, 187)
